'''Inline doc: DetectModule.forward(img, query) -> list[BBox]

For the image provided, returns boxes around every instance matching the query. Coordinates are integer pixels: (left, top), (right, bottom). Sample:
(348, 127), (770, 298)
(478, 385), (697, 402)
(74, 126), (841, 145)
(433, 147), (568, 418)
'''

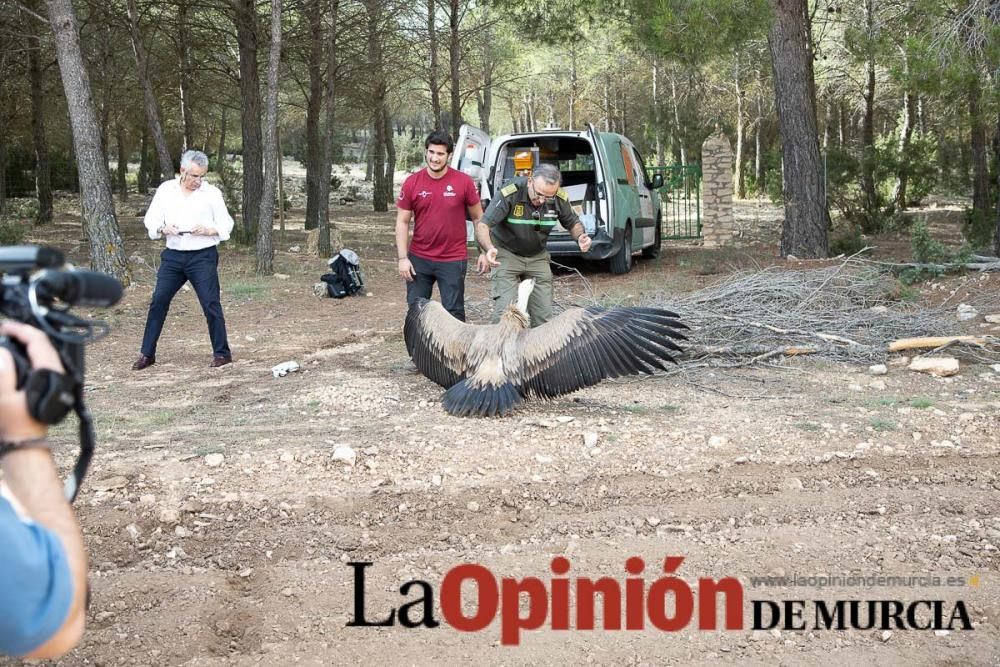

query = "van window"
(618, 143), (636, 186)
(630, 147), (652, 186)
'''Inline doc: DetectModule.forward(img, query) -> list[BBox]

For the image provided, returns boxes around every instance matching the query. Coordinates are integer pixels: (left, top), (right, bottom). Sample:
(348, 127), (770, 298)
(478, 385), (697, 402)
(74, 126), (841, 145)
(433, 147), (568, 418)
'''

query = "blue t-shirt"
(0, 496), (73, 657)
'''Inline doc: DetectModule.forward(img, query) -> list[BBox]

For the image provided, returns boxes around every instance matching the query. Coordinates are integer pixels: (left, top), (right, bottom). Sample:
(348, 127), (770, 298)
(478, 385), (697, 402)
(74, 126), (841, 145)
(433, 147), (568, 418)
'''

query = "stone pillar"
(701, 131), (736, 247)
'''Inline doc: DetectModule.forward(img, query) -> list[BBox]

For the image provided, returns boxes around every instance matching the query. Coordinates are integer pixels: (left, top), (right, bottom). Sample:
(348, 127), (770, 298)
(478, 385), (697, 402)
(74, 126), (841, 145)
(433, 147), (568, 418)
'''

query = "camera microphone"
(35, 269), (124, 308)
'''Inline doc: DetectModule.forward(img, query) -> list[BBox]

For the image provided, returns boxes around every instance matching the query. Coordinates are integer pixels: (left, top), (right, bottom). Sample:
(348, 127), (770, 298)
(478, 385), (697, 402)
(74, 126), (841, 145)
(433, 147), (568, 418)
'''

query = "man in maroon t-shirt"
(395, 131), (483, 321)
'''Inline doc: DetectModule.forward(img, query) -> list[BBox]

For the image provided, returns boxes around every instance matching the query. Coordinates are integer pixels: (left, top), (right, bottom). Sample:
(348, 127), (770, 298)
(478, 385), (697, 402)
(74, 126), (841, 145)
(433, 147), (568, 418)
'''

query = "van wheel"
(609, 224), (633, 274)
(642, 214), (662, 259)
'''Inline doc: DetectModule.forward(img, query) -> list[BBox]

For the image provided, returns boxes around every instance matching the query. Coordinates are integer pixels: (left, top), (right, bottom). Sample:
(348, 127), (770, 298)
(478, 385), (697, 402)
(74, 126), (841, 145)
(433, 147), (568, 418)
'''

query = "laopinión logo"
(346, 556), (974, 645)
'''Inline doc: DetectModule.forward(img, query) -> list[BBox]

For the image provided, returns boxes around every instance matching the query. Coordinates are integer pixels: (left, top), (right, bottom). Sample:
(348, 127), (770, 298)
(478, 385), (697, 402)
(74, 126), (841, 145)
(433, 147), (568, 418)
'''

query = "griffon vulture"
(404, 280), (687, 417)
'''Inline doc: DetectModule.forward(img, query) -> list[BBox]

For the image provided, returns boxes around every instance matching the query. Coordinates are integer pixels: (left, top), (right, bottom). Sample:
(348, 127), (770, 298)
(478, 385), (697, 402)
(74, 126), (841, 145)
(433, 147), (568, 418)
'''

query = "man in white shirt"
(133, 150), (235, 370)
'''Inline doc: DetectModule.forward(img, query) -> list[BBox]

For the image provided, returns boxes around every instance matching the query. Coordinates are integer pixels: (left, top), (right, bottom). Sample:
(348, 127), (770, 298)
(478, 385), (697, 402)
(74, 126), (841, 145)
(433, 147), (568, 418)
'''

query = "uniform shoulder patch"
(501, 183), (518, 197)
(556, 188), (569, 201)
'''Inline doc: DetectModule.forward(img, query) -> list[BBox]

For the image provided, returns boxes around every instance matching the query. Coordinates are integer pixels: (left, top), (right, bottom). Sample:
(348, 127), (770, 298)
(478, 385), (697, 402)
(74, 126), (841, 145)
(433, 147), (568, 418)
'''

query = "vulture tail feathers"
(442, 379), (522, 418)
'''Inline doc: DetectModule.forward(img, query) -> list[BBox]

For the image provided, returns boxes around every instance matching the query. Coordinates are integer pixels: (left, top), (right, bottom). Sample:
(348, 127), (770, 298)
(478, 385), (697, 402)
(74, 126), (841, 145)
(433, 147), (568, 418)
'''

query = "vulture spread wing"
(509, 306), (687, 399)
(404, 298), (481, 389)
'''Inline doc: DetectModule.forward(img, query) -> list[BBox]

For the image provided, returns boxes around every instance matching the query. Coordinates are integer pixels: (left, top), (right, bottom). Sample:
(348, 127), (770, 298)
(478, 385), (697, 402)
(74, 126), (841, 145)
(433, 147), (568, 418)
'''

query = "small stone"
(139, 494), (156, 504)
(181, 499), (204, 513)
(880, 630), (892, 642)
(583, 432), (599, 448)
(174, 525), (190, 538)
(909, 357), (959, 377)
(281, 587), (294, 597)
(332, 446), (357, 466)
(279, 452), (295, 463)
(431, 474), (442, 487)
(158, 507), (180, 525)
(869, 364), (888, 376)
(646, 517), (661, 527)
(555, 416), (574, 423)
(274, 273), (290, 280)
(734, 456), (749, 464)
(934, 629), (950, 637)
(535, 454), (553, 464)
(984, 314), (1000, 324)
(784, 477), (804, 491)
(204, 453), (224, 467)
(125, 524), (141, 541)
(708, 435), (727, 448)
(869, 380), (887, 390)
(466, 501), (480, 512)
(956, 304), (977, 321)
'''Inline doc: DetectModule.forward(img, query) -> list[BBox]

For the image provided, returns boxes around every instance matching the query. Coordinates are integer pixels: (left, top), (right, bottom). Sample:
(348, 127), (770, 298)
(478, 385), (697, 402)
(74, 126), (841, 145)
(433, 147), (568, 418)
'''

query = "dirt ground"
(4, 200), (1000, 666)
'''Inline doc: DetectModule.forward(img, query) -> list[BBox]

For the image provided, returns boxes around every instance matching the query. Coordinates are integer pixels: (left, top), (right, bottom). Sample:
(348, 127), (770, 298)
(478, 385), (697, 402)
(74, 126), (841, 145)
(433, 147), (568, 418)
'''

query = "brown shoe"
(211, 355), (233, 368)
(132, 354), (155, 371)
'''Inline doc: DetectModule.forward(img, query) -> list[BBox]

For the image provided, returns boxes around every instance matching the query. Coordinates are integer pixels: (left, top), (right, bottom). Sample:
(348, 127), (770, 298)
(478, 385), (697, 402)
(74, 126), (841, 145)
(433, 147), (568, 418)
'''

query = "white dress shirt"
(143, 177), (235, 251)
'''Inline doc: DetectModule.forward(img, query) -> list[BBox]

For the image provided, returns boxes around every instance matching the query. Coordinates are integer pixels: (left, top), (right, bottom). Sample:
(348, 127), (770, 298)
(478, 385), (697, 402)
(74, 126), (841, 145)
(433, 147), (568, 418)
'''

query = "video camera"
(0, 245), (123, 503)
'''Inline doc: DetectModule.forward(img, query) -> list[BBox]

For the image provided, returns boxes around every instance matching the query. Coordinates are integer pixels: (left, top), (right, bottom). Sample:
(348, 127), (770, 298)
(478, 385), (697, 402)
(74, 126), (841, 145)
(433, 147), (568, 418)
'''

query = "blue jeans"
(140, 246), (230, 358)
(405, 254), (468, 322)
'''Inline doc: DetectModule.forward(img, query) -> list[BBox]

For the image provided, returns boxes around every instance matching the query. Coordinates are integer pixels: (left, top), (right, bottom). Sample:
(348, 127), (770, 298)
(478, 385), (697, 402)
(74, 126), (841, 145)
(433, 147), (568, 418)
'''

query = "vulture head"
(404, 280), (687, 417)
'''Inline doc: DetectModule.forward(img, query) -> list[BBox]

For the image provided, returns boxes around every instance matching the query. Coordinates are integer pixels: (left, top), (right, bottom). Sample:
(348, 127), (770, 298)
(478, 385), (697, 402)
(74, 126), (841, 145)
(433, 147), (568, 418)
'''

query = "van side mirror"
(650, 173), (664, 189)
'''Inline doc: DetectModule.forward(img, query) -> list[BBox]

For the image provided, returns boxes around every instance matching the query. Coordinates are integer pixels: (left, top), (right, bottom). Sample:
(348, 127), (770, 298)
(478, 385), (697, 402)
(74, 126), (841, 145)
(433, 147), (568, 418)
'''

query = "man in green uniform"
(475, 163), (592, 326)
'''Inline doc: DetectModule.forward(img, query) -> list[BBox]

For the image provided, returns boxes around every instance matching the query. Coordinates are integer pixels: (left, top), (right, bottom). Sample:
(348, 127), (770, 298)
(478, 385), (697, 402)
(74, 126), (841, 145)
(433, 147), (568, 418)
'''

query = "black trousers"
(140, 246), (230, 358)
(405, 254), (468, 322)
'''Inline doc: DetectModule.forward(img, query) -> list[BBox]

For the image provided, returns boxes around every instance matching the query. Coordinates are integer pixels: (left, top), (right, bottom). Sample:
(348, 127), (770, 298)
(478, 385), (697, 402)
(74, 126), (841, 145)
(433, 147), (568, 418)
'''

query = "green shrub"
(0, 220), (26, 245)
(910, 218), (948, 263)
(829, 224), (867, 256)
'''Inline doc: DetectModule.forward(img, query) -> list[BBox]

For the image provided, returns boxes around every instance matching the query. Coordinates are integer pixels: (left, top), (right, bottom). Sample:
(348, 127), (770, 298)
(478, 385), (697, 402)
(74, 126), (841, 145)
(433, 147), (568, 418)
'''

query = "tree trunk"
(304, 0), (323, 231)
(734, 61), (746, 199)
(216, 107), (227, 172)
(994, 113), (1000, 257)
(653, 60), (663, 165)
(860, 18), (877, 215)
(256, 0), (281, 276)
(891, 89), (916, 210)
(317, 0), (340, 257)
(126, 0), (174, 183)
(372, 115), (387, 210)
(98, 22), (113, 157)
(116, 124), (128, 201)
(178, 0), (195, 150)
(0, 130), (6, 217)
(428, 0), (441, 129)
(366, 0), (388, 211)
(383, 107), (396, 206)
(28, 20), (54, 224)
(476, 36), (493, 134)
(45, 0), (132, 284)
(448, 0), (461, 136)
(669, 71), (686, 165)
(754, 71), (764, 192)
(768, 0), (830, 258)
(569, 45), (578, 131)
(234, 0), (264, 239)
(969, 78), (990, 220)
(138, 127), (150, 192)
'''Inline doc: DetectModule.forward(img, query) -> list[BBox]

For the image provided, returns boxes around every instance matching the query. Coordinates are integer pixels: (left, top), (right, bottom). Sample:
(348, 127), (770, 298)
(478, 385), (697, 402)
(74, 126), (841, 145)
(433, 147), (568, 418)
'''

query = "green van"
(452, 123), (663, 274)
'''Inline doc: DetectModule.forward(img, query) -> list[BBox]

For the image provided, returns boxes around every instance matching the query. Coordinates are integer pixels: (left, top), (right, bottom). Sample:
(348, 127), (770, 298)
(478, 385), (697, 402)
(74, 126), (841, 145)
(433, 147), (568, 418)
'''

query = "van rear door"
(452, 124), (492, 193)
(452, 124), (492, 243)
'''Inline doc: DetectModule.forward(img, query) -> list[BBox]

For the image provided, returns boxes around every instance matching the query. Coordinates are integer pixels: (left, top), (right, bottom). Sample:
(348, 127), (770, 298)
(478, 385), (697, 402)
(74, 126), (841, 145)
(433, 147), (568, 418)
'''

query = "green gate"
(650, 164), (701, 240)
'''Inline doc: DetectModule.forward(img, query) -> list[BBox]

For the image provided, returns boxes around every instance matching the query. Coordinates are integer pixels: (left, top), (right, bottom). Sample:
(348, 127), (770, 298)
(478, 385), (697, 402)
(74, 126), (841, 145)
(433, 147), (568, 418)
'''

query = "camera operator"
(0, 321), (87, 658)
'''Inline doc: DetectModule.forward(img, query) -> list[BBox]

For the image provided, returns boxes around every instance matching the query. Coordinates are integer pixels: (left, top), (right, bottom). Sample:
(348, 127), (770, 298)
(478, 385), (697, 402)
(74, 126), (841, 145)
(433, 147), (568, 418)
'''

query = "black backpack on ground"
(321, 249), (364, 298)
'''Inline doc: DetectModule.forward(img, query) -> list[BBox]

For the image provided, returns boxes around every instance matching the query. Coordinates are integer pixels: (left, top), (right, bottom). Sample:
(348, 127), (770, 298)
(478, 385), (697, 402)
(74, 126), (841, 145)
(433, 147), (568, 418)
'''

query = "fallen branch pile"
(643, 258), (1000, 365)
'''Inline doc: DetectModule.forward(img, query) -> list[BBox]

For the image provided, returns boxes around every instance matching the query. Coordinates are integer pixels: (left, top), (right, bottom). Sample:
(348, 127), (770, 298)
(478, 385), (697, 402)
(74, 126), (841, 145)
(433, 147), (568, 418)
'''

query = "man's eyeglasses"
(185, 173), (206, 182)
